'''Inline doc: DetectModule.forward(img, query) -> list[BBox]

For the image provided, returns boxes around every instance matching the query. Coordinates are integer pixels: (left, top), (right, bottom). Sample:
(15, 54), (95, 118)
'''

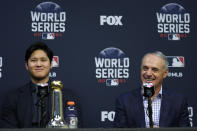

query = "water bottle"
(66, 101), (78, 128)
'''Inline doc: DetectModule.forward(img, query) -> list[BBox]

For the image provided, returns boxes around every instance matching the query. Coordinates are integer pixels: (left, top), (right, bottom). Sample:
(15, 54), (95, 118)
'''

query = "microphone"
(37, 83), (49, 97)
(143, 83), (155, 98)
(143, 83), (155, 128)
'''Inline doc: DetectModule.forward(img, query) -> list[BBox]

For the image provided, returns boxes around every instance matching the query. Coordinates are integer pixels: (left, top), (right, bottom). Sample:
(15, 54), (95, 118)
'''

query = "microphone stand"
(147, 95), (153, 128)
(143, 83), (154, 128)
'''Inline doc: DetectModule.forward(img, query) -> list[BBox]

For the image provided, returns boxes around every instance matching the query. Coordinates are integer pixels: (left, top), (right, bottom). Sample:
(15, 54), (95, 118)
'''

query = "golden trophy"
(47, 80), (68, 128)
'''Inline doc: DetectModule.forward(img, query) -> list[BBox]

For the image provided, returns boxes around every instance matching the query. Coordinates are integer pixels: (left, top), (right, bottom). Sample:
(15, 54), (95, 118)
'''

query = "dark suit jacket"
(0, 82), (82, 128)
(113, 88), (190, 128)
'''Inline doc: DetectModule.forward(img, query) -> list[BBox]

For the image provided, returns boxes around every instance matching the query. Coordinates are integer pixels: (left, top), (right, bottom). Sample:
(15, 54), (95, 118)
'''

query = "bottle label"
(69, 117), (78, 128)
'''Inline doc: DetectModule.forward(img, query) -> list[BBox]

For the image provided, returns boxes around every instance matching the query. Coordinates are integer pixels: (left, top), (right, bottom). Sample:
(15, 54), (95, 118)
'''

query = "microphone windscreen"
(143, 83), (155, 97)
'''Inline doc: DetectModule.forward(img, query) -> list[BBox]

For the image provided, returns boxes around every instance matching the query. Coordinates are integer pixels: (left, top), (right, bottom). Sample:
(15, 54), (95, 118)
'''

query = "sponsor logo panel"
(100, 16), (123, 26)
(50, 56), (59, 78)
(101, 111), (115, 122)
(31, 2), (66, 40)
(95, 47), (130, 87)
(156, 3), (190, 40)
(167, 56), (184, 78)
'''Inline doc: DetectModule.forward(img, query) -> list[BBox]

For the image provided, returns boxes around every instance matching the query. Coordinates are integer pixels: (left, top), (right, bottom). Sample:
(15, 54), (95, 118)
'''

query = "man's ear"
(25, 63), (28, 70)
(163, 68), (169, 78)
(50, 62), (53, 69)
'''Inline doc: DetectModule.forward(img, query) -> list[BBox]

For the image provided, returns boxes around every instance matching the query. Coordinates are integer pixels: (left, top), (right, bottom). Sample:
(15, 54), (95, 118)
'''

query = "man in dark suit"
(113, 51), (190, 128)
(0, 42), (81, 128)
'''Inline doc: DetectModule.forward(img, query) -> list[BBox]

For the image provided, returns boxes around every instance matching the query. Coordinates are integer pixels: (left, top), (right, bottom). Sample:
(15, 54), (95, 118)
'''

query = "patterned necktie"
(37, 85), (49, 128)
(40, 95), (47, 127)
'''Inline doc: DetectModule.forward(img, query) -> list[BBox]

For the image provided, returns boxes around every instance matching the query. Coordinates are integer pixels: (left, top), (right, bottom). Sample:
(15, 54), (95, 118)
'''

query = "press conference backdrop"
(0, 0), (196, 128)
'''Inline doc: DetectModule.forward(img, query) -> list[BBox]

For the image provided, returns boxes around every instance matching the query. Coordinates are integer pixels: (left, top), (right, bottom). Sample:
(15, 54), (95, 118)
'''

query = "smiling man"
(25, 43), (53, 84)
(113, 51), (190, 128)
(0, 42), (81, 128)
(25, 49), (53, 84)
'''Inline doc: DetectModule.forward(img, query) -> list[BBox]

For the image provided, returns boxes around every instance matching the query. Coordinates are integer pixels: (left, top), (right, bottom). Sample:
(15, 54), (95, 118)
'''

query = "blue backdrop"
(0, 0), (196, 128)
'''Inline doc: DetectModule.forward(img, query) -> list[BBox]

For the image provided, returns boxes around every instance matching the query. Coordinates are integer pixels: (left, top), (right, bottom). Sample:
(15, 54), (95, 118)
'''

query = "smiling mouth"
(144, 79), (154, 83)
(35, 69), (43, 72)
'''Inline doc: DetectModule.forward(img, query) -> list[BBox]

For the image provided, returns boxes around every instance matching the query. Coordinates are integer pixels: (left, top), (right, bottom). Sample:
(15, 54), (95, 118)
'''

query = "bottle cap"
(67, 101), (75, 106)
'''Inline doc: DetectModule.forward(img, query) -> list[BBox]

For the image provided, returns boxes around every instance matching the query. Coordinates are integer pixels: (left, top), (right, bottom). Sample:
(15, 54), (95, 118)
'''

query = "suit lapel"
(159, 88), (171, 127)
(17, 83), (33, 127)
(135, 89), (146, 127)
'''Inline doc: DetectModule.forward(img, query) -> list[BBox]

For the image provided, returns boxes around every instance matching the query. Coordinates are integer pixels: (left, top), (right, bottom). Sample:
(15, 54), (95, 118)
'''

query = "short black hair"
(25, 41), (53, 63)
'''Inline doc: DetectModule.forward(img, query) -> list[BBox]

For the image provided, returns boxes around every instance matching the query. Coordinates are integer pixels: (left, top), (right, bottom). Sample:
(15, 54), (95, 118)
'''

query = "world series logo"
(31, 2), (66, 40)
(95, 47), (130, 87)
(156, 3), (190, 40)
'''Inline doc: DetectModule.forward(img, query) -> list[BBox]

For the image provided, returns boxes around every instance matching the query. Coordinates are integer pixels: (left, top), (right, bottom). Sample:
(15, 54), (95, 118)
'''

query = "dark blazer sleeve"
(113, 89), (145, 128)
(113, 96), (129, 128)
(178, 96), (190, 127)
(157, 88), (190, 127)
(0, 89), (19, 128)
(62, 88), (82, 128)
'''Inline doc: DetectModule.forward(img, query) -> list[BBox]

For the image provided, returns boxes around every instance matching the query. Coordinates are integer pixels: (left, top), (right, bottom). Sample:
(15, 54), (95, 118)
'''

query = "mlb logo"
(42, 33), (55, 40)
(106, 79), (119, 86)
(167, 56), (184, 67)
(52, 56), (59, 67)
(168, 34), (180, 40)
